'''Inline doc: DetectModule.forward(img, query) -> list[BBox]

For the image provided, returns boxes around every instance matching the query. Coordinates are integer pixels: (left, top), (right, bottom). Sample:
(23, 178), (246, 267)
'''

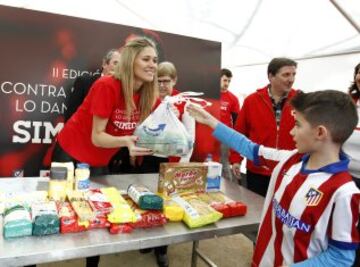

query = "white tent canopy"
(1, 0), (360, 97)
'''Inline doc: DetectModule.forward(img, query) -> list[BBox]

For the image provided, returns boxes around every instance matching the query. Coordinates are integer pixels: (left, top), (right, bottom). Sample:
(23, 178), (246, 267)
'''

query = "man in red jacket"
(230, 58), (297, 196)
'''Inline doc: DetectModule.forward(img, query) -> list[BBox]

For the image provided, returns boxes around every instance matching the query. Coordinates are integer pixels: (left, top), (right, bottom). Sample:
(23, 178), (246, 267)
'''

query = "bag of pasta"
(134, 98), (193, 157)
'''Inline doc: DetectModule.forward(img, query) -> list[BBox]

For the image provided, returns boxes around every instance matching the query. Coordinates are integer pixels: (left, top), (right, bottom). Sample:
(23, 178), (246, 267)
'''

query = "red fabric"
(57, 76), (142, 167)
(192, 99), (221, 162)
(220, 90), (240, 127)
(229, 86), (297, 176)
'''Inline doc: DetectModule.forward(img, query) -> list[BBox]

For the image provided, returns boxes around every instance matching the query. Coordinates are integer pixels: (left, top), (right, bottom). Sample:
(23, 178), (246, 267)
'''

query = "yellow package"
(163, 198), (184, 222)
(67, 191), (94, 221)
(51, 161), (75, 191)
(101, 187), (136, 223)
(172, 194), (222, 228)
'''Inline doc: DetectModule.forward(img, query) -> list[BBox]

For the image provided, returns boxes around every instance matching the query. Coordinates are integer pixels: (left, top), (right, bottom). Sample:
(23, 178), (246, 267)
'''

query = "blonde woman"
(53, 37), (158, 168)
(52, 36), (170, 267)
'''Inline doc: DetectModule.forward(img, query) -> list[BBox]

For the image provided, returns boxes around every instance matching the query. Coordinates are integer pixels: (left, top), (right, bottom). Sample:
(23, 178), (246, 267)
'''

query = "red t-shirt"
(220, 90), (240, 127)
(57, 76), (142, 167)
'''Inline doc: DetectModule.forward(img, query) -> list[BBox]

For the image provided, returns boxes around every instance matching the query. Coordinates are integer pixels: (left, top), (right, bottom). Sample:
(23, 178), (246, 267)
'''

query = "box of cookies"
(158, 162), (208, 197)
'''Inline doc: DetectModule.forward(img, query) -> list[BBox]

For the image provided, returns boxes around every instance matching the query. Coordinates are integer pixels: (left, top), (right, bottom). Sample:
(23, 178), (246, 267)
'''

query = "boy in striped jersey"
(187, 90), (360, 266)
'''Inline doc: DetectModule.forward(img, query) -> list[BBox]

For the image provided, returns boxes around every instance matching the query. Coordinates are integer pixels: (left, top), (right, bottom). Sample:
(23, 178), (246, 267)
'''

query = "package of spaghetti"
(127, 184), (163, 210)
(172, 194), (222, 228)
(32, 201), (60, 236)
(86, 189), (113, 217)
(3, 203), (32, 239)
(56, 201), (87, 233)
(67, 191), (95, 222)
(125, 196), (167, 228)
(100, 187), (136, 224)
(0, 191), (48, 215)
(197, 192), (247, 218)
(109, 223), (133, 234)
(163, 198), (184, 222)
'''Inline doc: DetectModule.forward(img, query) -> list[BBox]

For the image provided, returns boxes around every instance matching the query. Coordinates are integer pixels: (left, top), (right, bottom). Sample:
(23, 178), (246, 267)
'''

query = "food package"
(3, 203), (32, 239)
(32, 201), (60, 236)
(204, 161), (222, 192)
(88, 216), (111, 230)
(158, 163), (208, 197)
(134, 100), (193, 157)
(100, 187), (136, 224)
(86, 189), (113, 217)
(125, 196), (167, 229)
(172, 194), (222, 228)
(109, 223), (133, 234)
(0, 191), (48, 215)
(56, 201), (87, 234)
(163, 198), (184, 222)
(51, 161), (75, 191)
(197, 192), (247, 218)
(127, 184), (163, 210)
(67, 191), (95, 222)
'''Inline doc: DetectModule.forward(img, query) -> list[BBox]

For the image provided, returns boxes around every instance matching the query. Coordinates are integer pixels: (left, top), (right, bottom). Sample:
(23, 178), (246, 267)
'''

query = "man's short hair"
(103, 49), (119, 64)
(221, 68), (232, 78)
(267, 58), (297, 76)
(290, 90), (358, 144)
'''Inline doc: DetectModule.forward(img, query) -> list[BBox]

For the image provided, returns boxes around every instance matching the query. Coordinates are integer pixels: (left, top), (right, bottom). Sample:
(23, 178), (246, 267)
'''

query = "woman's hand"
(124, 136), (153, 156)
(186, 103), (219, 129)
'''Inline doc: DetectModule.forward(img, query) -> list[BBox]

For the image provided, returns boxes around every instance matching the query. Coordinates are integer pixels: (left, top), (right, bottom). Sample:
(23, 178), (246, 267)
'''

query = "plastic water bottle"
(75, 163), (90, 191)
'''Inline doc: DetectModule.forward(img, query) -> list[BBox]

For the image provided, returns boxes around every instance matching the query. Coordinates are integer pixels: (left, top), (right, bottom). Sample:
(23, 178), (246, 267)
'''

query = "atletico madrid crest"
(305, 187), (323, 206)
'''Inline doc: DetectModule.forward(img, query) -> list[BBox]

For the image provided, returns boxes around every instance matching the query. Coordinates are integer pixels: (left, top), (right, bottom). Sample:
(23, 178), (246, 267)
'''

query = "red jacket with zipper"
(229, 85), (297, 176)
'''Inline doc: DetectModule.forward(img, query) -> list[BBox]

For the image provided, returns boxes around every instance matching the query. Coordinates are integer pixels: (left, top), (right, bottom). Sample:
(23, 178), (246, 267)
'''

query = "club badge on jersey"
(305, 187), (323, 206)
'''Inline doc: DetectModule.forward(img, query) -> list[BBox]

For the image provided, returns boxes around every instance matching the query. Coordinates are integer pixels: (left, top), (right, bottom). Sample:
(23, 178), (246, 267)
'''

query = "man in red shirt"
(230, 58), (298, 196)
(220, 68), (240, 181)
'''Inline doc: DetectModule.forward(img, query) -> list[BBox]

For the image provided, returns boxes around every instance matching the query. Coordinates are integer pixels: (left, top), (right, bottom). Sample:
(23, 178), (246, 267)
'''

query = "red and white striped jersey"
(252, 147), (360, 267)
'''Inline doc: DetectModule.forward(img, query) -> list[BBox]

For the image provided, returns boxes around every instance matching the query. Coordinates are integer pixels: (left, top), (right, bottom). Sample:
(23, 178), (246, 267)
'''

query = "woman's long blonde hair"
(113, 37), (159, 122)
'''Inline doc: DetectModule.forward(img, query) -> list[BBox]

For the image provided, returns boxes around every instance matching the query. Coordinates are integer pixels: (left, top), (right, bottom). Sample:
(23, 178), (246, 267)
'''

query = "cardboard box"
(205, 161), (222, 192)
(158, 163), (208, 197)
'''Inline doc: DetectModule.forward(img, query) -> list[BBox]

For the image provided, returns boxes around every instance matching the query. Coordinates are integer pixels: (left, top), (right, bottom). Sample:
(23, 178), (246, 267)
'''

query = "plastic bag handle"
(164, 91), (212, 107)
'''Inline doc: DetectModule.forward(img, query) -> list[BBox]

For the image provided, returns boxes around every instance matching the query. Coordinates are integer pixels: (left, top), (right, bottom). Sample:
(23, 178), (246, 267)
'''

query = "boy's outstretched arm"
(289, 244), (355, 267)
(187, 104), (258, 161)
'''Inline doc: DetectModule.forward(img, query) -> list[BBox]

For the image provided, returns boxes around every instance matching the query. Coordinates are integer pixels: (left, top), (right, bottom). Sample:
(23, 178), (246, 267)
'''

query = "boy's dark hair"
(267, 57), (297, 76)
(290, 90), (358, 144)
(221, 68), (232, 78)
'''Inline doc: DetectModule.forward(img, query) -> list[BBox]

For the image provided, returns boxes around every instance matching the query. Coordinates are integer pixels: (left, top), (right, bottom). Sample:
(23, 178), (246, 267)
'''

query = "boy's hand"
(186, 103), (218, 128)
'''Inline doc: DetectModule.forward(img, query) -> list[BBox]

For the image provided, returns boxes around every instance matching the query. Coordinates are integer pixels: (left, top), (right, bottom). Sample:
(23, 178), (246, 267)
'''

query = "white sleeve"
(258, 146), (296, 162)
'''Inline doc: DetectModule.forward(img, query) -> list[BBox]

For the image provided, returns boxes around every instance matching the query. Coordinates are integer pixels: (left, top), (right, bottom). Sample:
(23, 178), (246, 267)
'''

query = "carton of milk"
(204, 160), (222, 192)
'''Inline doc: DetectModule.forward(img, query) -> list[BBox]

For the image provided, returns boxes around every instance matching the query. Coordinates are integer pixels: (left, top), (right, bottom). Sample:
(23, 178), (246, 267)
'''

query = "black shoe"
(139, 248), (153, 254)
(155, 252), (169, 267)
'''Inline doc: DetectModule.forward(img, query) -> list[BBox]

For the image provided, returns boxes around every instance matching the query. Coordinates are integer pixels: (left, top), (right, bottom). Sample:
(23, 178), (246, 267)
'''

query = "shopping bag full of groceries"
(134, 92), (210, 157)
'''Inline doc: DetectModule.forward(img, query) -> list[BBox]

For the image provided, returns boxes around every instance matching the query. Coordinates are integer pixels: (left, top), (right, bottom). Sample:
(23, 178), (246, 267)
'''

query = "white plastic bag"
(134, 98), (193, 157)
